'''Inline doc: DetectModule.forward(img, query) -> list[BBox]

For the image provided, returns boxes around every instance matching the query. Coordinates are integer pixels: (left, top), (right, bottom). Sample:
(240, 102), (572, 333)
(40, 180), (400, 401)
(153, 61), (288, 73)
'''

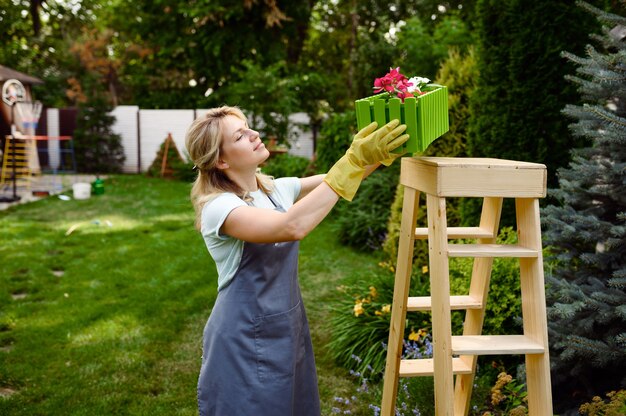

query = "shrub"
(448, 227), (523, 336)
(315, 110), (355, 174)
(260, 153), (311, 178)
(73, 97), (125, 173)
(330, 353), (433, 416)
(579, 390), (626, 416)
(331, 226), (524, 383)
(332, 163), (400, 252)
(328, 264), (432, 377)
(477, 372), (528, 416)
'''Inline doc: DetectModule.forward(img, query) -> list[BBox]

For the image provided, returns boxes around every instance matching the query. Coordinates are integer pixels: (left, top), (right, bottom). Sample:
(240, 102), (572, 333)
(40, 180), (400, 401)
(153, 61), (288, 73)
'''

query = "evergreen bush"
(541, 2), (626, 409)
(465, 0), (598, 225)
(73, 97), (125, 173)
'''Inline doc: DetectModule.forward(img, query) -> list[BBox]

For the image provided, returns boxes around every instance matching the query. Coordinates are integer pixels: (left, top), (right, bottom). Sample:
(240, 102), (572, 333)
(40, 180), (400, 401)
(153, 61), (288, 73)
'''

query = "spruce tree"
(542, 2), (626, 408)
(73, 95), (125, 174)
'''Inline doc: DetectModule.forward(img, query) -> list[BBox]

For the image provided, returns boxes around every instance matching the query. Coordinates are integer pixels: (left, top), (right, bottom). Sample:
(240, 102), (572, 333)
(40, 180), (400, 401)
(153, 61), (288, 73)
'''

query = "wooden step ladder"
(381, 157), (553, 416)
(1, 135), (32, 190)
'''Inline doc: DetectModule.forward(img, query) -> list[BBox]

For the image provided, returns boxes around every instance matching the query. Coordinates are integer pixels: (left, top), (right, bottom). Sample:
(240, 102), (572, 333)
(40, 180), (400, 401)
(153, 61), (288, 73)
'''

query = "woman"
(185, 106), (408, 416)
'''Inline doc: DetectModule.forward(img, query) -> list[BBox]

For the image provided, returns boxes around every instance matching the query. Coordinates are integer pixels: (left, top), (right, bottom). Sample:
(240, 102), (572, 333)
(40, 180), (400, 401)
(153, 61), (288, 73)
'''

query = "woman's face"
(219, 115), (269, 171)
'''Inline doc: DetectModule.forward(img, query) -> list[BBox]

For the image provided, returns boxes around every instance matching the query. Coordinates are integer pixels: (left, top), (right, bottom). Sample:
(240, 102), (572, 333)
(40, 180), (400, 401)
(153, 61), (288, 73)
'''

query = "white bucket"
(72, 182), (91, 200)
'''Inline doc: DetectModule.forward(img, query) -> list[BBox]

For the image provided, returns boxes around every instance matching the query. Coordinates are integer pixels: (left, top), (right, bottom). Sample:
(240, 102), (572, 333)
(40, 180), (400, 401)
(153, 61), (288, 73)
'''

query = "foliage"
(579, 390), (626, 416)
(396, 13), (472, 81)
(315, 110), (356, 173)
(467, 0), (599, 192)
(222, 60), (298, 143)
(102, 1), (313, 109)
(72, 97), (125, 173)
(478, 372), (528, 416)
(328, 264), (432, 377)
(448, 227), (524, 336)
(541, 2), (626, 410)
(383, 46), (477, 262)
(332, 163), (400, 251)
(260, 153), (311, 178)
(299, 0), (471, 111)
(330, 354), (433, 416)
(0, 0), (101, 107)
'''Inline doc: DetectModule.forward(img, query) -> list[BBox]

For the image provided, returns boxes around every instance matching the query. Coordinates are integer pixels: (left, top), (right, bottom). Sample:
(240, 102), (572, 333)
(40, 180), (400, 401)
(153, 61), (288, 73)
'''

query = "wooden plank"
(427, 194), (455, 416)
(451, 335), (545, 355)
(414, 226), (493, 240)
(381, 187), (421, 416)
(454, 197), (503, 416)
(400, 157), (547, 198)
(399, 357), (473, 377)
(407, 295), (482, 311)
(515, 198), (554, 415)
(447, 244), (537, 258)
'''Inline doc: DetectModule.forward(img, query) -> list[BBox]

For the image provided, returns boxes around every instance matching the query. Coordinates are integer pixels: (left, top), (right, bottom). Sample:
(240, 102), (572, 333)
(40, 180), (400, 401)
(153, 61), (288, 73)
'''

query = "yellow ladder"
(1, 135), (32, 190)
(381, 157), (553, 415)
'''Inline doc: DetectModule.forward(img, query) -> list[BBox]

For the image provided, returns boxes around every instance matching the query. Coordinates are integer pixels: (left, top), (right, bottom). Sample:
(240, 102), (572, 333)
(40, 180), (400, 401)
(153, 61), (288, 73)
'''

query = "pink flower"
(372, 67), (422, 102)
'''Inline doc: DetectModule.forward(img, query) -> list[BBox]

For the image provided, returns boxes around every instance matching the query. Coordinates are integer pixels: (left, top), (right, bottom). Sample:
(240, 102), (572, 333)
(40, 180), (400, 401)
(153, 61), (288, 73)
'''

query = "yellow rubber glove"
(324, 120), (409, 201)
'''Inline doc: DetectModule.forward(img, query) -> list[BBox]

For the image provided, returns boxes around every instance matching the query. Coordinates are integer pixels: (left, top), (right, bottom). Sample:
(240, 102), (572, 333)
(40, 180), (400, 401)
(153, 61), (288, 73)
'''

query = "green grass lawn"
(0, 175), (379, 415)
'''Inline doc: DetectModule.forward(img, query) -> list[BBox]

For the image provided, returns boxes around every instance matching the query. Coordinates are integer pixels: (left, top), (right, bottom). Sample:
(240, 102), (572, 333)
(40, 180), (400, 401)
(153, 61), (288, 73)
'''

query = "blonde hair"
(185, 106), (273, 230)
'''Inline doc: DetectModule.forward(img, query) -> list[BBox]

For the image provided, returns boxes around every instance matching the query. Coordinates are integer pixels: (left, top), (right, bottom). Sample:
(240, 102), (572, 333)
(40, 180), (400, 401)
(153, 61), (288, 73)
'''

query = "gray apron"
(198, 193), (320, 416)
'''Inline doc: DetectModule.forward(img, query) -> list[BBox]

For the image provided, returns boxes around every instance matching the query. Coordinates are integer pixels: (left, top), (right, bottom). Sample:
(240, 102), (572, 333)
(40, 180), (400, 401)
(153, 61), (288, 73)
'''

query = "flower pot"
(354, 84), (449, 154)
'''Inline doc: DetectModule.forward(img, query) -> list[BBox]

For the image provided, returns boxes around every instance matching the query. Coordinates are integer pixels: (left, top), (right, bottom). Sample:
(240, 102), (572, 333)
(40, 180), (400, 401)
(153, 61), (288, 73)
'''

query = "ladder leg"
(381, 186), (421, 416)
(454, 197), (503, 415)
(427, 194), (454, 416)
(515, 198), (553, 416)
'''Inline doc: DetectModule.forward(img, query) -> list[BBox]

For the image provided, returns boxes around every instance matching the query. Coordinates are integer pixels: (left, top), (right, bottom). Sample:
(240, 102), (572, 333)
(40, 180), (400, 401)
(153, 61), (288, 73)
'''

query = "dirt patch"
(0, 387), (17, 398)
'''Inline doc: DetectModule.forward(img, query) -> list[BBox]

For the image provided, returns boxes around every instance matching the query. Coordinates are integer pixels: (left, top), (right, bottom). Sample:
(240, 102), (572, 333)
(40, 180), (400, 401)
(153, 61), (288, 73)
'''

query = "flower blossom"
(407, 76), (431, 94)
(373, 67), (416, 102)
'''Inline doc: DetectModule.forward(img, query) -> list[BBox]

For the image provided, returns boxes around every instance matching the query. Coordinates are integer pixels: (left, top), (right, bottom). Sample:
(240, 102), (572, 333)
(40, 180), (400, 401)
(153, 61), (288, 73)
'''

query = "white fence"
(44, 107), (315, 173)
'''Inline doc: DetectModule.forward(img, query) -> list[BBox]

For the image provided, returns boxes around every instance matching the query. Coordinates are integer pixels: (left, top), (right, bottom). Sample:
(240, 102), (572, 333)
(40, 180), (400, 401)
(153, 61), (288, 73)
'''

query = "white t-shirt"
(201, 177), (302, 291)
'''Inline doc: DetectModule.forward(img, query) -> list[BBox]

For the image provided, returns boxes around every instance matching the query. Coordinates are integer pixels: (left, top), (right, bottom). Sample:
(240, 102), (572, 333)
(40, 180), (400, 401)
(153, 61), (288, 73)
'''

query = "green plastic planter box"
(354, 84), (449, 154)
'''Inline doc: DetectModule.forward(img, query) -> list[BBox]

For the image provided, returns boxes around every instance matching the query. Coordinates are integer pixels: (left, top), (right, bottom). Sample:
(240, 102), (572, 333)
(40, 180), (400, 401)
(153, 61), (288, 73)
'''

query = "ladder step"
(407, 295), (482, 311)
(451, 335), (545, 355)
(448, 244), (538, 258)
(399, 357), (473, 377)
(414, 226), (494, 240)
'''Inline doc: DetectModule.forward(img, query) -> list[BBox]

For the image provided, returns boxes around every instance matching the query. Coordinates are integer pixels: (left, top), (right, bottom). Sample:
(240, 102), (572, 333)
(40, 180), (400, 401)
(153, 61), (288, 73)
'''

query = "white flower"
(407, 76), (431, 93)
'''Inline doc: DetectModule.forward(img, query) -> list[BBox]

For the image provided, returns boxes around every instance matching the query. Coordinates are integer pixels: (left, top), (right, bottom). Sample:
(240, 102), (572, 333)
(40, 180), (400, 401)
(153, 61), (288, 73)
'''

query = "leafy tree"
(102, 1), (314, 109)
(0, 0), (101, 107)
(299, 0), (470, 111)
(542, 2), (626, 410)
(223, 60), (298, 143)
(396, 13), (472, 81)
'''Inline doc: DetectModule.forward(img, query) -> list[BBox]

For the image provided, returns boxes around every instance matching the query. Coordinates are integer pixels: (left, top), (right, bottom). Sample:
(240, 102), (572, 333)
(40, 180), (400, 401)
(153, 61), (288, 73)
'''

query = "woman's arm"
(224, 161), (384, 243)
(221, 181), (340, 243)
